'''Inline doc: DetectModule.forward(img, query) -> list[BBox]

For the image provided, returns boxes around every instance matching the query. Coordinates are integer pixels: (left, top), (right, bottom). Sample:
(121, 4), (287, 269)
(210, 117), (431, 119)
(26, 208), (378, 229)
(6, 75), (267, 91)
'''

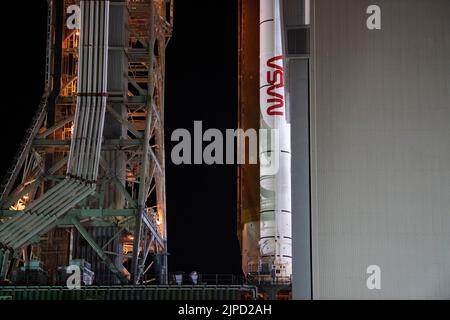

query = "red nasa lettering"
(266, 55), (285, 116)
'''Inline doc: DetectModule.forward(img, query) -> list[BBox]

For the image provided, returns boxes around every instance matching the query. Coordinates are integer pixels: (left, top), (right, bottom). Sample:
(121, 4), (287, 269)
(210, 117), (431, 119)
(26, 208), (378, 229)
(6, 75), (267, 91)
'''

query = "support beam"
(0, 249), (11, 280)
(37, 115), (74, 139)
(151, 102), (161, 124)
(98, 157), (138, 208)
(106, 105), (143, 139)
(71, 217), (129, 284)
(0, 208), (136, 219)
(128, 76), (148, 96)
(132, 0), (156, 285)
(142, 214), (164, 248)
(148, 147), (163, 174)
(2, 156), (69, 209)
(111, 177), (137, 208)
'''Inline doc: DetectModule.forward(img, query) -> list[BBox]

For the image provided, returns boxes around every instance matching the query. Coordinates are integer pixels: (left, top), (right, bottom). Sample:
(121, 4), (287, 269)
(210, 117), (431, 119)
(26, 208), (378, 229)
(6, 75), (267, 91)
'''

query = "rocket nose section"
(260, 0), (275, 23)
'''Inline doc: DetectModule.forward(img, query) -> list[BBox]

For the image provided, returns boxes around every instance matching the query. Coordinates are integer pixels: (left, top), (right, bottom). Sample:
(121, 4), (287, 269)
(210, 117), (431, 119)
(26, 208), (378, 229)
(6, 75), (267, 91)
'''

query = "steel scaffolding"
(0, 0), (173, 286)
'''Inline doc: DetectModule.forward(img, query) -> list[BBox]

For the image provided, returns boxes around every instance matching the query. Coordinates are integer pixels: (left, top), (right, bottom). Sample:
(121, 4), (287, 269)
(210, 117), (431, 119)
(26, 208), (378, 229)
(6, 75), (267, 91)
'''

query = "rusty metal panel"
(238, 0), (260, 227)
(237, 0), (260, 273)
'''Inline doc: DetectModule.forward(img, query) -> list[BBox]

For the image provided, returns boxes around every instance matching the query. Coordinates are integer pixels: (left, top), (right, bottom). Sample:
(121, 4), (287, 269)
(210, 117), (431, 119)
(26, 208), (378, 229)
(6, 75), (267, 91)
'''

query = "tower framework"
(0, 0), (173, 286)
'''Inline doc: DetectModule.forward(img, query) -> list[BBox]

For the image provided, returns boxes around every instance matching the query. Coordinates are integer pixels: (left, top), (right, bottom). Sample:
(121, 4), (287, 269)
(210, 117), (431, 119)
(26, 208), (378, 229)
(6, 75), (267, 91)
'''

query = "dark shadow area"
(165, 0), (242, 274)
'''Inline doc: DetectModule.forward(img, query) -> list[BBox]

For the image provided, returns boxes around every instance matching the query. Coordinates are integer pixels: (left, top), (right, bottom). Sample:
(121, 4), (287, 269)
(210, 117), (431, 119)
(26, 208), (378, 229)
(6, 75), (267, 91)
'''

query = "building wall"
(289, 58), (311, 299)
(309, 0), (450, 299)
(283, 0), (312, 299)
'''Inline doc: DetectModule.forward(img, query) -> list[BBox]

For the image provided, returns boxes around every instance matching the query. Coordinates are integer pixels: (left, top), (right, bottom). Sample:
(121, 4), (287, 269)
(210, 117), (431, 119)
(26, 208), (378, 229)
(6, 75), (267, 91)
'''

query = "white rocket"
(259, 0), (292, 278)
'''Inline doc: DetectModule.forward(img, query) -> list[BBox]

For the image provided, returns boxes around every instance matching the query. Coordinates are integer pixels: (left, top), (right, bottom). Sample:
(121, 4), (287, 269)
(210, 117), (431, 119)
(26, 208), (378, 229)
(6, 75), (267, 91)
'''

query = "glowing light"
(10, 194), (31, 211)
(10, 199), (26, 211)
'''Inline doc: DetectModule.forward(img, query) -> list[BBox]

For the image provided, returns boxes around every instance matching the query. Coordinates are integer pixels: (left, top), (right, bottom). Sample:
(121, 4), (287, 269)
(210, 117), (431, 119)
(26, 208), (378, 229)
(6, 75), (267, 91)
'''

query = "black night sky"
(0, 1), (242, 276)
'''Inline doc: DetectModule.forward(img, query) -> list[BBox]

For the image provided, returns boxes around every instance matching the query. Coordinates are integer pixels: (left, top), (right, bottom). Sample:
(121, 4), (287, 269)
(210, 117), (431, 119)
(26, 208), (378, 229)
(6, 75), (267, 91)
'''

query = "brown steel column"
(237, 0), (260, 275)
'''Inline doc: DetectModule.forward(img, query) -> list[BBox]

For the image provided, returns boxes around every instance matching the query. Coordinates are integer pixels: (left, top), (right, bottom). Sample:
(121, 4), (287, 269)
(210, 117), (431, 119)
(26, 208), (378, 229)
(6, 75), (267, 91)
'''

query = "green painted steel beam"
(78, 209), (136, 217)
(111, 177), (137, 208)
(0, 208), (136, 218)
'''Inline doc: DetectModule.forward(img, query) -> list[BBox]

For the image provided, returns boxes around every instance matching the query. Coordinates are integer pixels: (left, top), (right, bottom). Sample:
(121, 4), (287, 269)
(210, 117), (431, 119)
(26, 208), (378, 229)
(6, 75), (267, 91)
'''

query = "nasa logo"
(266, 56), (285, 116)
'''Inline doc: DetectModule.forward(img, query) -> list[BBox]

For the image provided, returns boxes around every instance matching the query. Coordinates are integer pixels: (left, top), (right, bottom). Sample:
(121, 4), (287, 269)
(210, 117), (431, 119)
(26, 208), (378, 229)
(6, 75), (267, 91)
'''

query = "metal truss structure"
(0, 0), (173, 285)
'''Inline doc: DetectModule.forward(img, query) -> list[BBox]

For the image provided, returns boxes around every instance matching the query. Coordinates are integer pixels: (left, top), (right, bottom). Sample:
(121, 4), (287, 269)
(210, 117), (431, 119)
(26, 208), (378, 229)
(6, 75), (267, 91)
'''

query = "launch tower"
(0, 0), (173, 286)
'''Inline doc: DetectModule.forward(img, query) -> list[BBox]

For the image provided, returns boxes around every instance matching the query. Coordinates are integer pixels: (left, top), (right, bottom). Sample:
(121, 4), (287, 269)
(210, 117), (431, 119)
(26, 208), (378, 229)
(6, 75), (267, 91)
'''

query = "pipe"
(26, 180), (77, 214)
(13, 187), (95, 249)
(78, 0), (96, 179)
(2, 182), (85, 244)
(0, 181), (74, 239)
(0, 0), (111, 263)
